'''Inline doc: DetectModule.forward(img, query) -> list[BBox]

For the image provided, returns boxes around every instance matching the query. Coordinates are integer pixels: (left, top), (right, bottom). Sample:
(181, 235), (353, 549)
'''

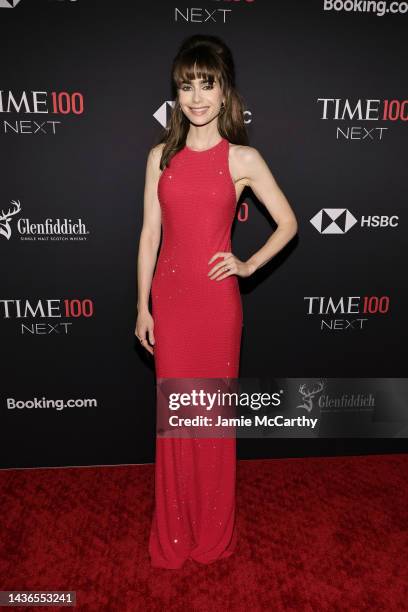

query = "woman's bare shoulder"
(148, 142), (165, 161)
(229, 142), (261, 163)
(150, 142), (166, 155)
(229, 143), (263, 187)
(147, 142), (166, 174)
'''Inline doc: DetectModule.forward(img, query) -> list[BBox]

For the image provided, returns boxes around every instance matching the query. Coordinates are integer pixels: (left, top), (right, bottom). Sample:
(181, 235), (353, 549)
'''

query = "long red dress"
(149, 136), (243, 569)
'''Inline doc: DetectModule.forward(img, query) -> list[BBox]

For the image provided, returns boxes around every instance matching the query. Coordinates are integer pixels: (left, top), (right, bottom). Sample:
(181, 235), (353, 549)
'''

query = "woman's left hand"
(207, 252), (255, 281)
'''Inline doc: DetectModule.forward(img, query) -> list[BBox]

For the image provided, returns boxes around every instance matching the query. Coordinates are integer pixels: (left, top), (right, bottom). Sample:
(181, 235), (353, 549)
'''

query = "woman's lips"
(190, 107), (209, 116)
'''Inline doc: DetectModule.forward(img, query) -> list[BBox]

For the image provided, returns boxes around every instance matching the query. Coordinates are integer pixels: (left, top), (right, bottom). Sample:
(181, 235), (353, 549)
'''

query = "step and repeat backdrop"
(1, 0), (407, 468)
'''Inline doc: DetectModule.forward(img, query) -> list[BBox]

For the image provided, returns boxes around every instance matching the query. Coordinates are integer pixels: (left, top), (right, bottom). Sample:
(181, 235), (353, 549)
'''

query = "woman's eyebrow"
(181, 78), (212, 84)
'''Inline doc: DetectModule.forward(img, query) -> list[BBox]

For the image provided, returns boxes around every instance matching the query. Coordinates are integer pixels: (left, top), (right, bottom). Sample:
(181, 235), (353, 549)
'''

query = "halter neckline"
(184, 137), (225, 153)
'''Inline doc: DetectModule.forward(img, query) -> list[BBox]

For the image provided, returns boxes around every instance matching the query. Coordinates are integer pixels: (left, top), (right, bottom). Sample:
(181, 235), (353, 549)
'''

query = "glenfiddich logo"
(0, 199), (90, 240)
(296, 380), (324, 413)
(0, 0), (22, 7)
(0, 200), (21, 240)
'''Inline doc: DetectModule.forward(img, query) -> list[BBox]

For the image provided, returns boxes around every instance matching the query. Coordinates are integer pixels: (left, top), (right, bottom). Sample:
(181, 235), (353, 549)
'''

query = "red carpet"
(0, 454), (407, 611)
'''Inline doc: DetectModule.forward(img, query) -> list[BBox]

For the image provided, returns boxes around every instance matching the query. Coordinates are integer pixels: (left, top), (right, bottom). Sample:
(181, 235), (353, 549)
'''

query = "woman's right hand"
(135, 310), (155, 355)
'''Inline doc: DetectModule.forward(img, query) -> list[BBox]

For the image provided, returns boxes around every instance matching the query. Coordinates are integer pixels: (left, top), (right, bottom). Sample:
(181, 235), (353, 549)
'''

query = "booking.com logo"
(323, 0), (408, 15)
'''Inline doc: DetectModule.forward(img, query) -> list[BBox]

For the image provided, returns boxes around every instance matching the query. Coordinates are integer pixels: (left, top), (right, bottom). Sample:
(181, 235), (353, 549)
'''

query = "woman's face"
(178, 76), (224, 124)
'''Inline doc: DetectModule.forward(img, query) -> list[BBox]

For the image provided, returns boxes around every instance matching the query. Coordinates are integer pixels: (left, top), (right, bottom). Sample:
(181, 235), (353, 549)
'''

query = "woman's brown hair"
(157, 34), (249, 170)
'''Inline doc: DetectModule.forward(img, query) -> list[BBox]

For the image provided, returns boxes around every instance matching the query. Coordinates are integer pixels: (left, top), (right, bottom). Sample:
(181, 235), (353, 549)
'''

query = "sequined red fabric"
(149, 137), (243, 569)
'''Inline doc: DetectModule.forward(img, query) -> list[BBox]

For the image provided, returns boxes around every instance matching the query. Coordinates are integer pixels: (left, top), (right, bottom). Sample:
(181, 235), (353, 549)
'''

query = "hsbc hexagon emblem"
(0, 0), (22, 7)
(310, 208), (358, 234)
(153, 100), (175, 128)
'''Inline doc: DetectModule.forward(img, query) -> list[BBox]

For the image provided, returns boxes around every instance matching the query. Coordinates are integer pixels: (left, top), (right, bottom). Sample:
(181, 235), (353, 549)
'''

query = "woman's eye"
(181, 85), (213, 91)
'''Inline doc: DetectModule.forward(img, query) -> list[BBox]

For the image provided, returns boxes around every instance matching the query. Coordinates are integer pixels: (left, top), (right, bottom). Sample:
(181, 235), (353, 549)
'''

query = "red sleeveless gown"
(149, 136), (243, 569)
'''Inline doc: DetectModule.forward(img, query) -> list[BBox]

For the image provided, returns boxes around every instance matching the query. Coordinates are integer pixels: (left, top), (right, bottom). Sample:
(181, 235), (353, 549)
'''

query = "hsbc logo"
(0, 0), (22, 7)
(310, 209), (358, 234)
(310, 209), (399, 234)
(153, 101), (175, 128)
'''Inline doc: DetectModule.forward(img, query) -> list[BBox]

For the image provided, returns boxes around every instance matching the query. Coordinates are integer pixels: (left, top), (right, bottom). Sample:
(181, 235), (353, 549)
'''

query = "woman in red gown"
(136, 35), (298, 569)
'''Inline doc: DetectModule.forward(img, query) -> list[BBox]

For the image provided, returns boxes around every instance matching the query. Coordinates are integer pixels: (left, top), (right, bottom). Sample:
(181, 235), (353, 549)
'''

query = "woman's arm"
(135, 144), (163, 353)
(243, 146), (298, 274)
(208, 146), (298, 281)
(137, 145), (163, 313)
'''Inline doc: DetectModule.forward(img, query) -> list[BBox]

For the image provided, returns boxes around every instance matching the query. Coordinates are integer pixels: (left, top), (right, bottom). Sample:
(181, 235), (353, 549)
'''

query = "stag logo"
(310, 209), (358, 234)
(0, 200), (21, 240)
(0, 0), (22, 7)
(296, 379), (324, 413)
